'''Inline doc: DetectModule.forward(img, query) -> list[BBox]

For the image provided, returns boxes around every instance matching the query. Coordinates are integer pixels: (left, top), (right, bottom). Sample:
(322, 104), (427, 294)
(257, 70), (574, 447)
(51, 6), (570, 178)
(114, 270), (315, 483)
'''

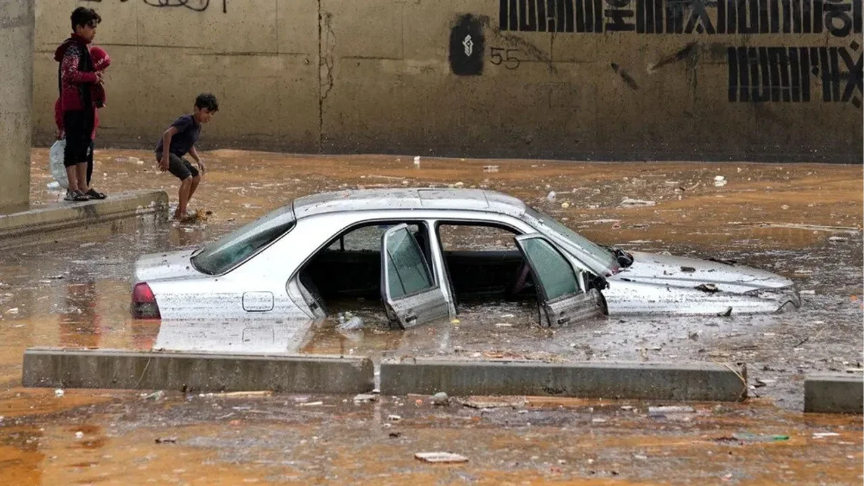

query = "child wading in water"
(154, 93), (218, 221)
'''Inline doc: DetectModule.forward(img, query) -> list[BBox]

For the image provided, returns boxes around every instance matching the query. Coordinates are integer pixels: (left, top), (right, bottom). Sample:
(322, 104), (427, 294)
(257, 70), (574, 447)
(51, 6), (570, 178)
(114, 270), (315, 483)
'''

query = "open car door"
(381, 224), (450, 329)
(514, 234), (606, 327)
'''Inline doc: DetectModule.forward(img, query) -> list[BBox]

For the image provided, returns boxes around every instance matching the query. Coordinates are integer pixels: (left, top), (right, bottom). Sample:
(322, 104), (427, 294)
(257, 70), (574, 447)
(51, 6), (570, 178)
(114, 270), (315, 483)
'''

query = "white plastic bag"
(49, 139), (69, 189)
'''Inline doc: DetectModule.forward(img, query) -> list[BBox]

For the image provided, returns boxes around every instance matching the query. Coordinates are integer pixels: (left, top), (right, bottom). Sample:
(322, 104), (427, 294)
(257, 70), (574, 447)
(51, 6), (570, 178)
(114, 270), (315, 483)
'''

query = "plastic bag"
(49, 139), (69, 189)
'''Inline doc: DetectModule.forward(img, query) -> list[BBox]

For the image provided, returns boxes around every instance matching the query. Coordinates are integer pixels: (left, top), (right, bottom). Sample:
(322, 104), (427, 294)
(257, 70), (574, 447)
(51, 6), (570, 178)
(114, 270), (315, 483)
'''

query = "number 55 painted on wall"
(489, 47), (521, 69)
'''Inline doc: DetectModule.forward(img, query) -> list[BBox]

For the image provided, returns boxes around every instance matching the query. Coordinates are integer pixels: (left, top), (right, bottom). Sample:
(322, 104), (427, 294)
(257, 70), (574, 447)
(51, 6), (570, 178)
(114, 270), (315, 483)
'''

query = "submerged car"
(132, 188), (799, 327)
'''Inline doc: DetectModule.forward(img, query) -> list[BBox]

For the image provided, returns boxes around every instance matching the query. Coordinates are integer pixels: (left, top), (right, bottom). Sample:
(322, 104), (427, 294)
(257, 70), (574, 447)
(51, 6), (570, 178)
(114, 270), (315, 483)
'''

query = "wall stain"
(0, 0), (33, 30)
(318, 2), (335, 150)
(611, 63), (640, 90)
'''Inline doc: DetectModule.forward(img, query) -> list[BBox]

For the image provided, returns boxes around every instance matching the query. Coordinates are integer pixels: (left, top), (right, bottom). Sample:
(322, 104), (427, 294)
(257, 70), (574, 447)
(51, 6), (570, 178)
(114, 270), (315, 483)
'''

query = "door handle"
(405, 314), (417, 322)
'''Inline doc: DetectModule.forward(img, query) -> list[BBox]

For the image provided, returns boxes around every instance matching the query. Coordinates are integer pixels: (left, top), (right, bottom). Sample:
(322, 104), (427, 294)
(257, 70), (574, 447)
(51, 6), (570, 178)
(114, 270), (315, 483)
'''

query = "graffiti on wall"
(81, 0), (227, 14)
(728, 45), (862, 106)
(498, 0), (861, 36)
(448, 0), (863, 108)
(449, 15), (487, 75)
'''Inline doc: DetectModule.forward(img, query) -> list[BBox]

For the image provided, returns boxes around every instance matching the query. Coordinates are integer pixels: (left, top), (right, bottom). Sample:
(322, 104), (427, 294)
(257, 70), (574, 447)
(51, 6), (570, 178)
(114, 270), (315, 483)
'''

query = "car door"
(381, 224), (449, 329)
(514, 234), (606, 327)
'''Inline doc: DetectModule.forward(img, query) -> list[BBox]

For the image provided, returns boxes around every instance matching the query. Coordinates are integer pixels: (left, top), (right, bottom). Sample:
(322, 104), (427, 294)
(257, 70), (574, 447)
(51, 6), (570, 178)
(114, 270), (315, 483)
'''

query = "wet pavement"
(0, 149), (861, 483)
(1, 390), (862, 485)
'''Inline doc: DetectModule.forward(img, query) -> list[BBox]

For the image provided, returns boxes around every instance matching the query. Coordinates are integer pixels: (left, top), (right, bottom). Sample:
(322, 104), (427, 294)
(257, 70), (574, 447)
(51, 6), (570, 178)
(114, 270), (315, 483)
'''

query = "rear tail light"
(131, 282), (161, 319)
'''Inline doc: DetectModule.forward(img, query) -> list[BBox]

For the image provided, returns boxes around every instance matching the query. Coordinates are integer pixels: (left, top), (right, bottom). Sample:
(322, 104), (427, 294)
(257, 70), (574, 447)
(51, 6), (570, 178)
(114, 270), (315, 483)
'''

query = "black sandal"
(64, 190), (89, 202)
(86, 189), (107, 200)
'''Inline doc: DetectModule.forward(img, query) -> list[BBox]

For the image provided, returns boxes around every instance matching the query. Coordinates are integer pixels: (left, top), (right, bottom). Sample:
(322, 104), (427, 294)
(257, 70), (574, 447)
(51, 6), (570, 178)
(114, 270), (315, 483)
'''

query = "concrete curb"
(0, 190), (168, 241)
(380, 359), (748, 402)
(22, 348), (374, 394)
(804, 373), (863, 414)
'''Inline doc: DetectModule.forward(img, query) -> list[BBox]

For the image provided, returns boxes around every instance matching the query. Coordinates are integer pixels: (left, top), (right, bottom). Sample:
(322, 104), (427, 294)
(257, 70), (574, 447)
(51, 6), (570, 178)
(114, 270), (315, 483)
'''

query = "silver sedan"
(132, 189), (800, 327)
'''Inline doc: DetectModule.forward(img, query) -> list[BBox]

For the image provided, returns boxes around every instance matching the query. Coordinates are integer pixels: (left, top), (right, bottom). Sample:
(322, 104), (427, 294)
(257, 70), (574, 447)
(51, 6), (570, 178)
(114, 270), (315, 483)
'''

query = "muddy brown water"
(0, 150), (860, 483)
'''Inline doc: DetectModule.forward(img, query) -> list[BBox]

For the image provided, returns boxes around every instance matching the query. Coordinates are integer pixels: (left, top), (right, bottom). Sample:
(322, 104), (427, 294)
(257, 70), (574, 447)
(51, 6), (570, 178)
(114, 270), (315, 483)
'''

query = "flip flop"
(86, 189), (107, 200)
(64, 190), (89, 202)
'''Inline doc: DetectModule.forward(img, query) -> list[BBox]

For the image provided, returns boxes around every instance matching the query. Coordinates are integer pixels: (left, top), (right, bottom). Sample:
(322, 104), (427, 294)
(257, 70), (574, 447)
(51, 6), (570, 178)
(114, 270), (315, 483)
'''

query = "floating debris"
(298, 401), (324, 407)
(695, 284), (719, 293)
(415, 452), (469, 464)
(649, 406), (694, 416)
(620, 198), (656, 207)
(353, 394), (378, 404)
(431, 392), (449, 406)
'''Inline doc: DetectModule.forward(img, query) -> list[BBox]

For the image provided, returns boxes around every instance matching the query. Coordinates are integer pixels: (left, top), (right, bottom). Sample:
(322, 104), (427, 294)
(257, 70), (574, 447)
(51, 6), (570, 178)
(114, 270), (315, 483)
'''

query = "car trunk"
(134, 249), (202, 282)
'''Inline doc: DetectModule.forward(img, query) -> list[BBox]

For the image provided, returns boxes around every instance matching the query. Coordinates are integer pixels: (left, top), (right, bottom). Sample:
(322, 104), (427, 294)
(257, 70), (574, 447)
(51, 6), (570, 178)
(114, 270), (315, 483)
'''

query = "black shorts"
(63, 110), (94, 168)
(156, 152), (199, 181)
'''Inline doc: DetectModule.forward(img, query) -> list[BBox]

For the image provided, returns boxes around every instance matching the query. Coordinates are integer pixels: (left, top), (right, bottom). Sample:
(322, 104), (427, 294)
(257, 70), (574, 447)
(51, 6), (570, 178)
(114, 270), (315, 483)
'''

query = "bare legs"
(65, 162), (88, 194)
(174, 174), (201, 221)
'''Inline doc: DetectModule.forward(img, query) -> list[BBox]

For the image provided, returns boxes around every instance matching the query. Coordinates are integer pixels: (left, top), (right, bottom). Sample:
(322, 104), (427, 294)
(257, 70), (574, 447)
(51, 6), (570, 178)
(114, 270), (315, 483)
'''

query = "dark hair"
(71, 7), (101, 30)
(195, 93), (219, 112)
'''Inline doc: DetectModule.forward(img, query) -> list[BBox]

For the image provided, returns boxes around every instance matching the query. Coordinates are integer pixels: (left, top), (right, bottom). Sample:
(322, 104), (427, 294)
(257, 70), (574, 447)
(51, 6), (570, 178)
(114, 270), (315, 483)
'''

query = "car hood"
(134, 249), (201, 282)
(613, 251), (793, 291)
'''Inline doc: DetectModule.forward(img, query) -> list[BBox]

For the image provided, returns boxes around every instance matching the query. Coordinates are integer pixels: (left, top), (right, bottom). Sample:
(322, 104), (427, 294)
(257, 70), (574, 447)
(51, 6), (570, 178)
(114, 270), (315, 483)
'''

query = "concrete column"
(0, 0), (35, 210)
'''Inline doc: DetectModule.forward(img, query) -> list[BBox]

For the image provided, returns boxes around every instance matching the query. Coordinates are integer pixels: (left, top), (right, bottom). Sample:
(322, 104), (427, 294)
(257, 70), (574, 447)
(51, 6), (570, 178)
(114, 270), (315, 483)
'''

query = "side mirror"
(613, 248), (634, 267)
(588, 274), (609, 291)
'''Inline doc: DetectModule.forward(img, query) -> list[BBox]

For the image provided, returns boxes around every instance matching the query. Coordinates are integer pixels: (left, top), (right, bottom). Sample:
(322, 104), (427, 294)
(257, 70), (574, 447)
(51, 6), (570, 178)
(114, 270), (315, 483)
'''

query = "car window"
(191, 206), (296, 275)
(385, 228), (435, 299)
(328, 223), (421, 252)
(438, 224), (519, 252)
(522, 207), (619, 272)
(519, 237), (579, 300)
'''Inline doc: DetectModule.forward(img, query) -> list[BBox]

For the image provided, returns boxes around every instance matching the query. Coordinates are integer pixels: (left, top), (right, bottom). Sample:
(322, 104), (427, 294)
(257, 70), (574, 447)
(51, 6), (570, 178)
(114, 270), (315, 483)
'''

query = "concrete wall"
(32, 0), (863, 162)
(2, 0), (35, 210)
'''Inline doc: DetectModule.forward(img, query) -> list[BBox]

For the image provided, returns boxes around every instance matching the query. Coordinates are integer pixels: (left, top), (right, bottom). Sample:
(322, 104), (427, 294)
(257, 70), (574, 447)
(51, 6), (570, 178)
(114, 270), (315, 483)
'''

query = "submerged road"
(0, 150), (860, 484)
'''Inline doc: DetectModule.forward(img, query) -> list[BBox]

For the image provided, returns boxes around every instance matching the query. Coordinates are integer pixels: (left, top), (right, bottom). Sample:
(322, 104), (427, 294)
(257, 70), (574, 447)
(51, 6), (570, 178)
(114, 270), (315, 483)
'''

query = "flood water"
(0, 150), (860, 484)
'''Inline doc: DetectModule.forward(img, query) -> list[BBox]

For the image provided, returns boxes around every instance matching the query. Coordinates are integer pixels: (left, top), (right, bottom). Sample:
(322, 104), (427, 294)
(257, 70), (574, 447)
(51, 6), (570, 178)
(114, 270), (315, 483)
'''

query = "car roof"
(292, 188), (527, 220)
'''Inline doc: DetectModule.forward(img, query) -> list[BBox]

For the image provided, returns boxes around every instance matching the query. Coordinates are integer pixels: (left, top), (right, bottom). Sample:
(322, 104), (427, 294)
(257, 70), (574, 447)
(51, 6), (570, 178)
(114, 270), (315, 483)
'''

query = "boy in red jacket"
(54, 45), (109, 198)
(54, 7), (103, 201)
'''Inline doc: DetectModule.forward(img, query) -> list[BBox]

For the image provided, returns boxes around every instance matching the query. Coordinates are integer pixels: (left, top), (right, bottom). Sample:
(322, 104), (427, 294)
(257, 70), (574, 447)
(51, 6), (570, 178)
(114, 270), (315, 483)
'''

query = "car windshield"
(522, 207), (619, 273)
(191, 205), (296, 275)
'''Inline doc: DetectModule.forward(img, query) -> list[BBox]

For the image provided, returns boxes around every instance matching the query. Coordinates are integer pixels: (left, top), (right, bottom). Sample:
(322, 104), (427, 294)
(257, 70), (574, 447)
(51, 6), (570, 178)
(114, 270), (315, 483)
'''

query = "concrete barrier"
(804, 373), (864, 414)
(22, 348), (374, 394)
(380, 359), (747, 402)
(0, 190), (168, 241)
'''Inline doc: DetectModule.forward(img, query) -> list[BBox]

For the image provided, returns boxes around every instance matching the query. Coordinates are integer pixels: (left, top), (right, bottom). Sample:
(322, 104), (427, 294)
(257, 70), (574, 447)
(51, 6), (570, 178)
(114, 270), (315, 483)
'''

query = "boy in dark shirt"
(155, 93), (218, 221)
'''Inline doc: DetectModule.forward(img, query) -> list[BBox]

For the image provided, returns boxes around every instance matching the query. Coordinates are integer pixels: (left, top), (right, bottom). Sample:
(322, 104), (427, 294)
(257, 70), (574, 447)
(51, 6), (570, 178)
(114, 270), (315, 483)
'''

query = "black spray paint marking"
(450, 14), (486, 76)
(142, 0), (225, 12)
(649, 41), (697, 72)
(502, 0), (602, 32)
(82, 0), (227, 13)
(727, 44), (863, 106)
(500, 0), (862, 37)
(611, 62), (640, 89)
